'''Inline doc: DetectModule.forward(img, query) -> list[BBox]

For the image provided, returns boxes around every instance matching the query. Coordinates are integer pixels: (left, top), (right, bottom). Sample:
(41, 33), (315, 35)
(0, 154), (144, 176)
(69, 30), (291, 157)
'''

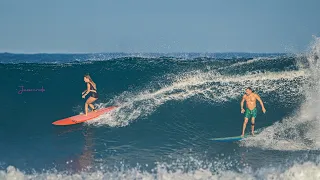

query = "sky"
(0, 0), (319, 53)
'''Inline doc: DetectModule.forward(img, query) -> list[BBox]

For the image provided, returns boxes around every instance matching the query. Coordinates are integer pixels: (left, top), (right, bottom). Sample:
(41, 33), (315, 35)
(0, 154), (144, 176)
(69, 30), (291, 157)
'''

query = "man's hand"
(241, 108), (245, 114)
(82, 95), (85, 99)
(256, 94), (266, 114)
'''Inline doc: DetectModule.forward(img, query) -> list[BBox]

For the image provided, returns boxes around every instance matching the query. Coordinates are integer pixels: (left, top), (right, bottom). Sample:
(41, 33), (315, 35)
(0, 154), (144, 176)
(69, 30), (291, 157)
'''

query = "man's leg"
(251, 117), (255, 135)
(251, 108), (257, 135)
(242, 117), (248, 137)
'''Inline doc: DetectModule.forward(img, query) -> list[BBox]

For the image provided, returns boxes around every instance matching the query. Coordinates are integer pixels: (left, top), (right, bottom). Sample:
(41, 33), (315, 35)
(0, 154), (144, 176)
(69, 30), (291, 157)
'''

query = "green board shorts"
(244, 107), (257, 119)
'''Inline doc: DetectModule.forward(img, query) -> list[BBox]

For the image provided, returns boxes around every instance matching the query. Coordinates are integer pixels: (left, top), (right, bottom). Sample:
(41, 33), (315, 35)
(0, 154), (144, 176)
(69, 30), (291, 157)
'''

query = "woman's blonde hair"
(84, 74), (97, 90)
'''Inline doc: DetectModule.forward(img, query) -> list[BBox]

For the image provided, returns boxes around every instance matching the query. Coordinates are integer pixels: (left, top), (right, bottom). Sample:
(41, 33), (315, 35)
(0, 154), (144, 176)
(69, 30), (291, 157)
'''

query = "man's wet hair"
(246, 87), (255, 92)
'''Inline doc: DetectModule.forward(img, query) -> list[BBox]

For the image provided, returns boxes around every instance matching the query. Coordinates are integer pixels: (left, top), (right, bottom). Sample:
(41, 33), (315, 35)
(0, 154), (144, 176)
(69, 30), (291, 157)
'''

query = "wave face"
(1, 39), (320, 179)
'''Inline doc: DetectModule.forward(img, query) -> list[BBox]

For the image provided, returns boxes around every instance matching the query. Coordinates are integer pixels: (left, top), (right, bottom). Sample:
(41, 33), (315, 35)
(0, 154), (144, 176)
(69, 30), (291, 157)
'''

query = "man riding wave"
(240, 87), (266, 137)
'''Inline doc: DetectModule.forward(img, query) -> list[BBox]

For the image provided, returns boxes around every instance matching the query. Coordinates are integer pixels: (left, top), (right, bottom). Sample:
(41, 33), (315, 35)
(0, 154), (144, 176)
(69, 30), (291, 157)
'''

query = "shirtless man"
(240, 87), (266, 137)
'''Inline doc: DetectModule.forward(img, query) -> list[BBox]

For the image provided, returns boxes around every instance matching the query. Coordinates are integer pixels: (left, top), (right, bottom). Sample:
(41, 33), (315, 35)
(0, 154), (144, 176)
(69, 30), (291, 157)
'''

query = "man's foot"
(84, 113), (88, 116)
(241, 134), (244, 137)
(92, 109), (97, 112)
(251, 132), (255, 136)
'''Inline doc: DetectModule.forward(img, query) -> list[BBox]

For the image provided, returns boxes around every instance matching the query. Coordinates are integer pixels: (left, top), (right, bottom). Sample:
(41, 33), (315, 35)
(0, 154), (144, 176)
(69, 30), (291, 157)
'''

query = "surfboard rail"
(210, 129), (264, 142)
(52, 106), (117, 126)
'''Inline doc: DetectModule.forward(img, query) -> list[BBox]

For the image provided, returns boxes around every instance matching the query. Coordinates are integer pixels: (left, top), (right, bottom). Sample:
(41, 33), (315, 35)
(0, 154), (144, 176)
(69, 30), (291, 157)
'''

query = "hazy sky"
(0, 0), (319, 53)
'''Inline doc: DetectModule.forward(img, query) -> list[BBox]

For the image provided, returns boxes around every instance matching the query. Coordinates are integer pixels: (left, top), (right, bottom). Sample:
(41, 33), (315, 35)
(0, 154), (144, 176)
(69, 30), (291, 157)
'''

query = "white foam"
(1, 160), (320, 180)
(261, 161), (320, 180)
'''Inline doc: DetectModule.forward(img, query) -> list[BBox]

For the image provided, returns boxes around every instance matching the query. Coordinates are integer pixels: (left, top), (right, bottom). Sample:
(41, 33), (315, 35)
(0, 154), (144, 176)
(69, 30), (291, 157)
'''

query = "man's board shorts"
(244, 107), (257, 119)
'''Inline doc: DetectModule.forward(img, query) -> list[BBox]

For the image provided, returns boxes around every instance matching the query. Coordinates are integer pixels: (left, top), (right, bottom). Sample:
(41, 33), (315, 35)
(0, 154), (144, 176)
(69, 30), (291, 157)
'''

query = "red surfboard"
(52, 106), (117, 126)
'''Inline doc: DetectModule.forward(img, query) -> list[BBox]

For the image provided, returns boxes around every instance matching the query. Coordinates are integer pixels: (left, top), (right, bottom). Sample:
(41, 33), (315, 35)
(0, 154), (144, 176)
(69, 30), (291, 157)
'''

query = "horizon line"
(0, 51), (291, 55)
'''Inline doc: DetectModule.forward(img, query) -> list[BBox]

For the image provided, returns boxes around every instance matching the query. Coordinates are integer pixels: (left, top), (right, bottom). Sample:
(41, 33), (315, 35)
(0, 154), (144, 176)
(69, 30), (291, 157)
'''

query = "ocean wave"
(86, 68), (306, 127)
(240, 36), (320, 151)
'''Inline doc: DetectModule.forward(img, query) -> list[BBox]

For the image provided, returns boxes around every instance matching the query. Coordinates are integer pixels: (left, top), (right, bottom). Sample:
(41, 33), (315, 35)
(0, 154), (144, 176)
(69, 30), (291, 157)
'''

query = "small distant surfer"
(240, 87), (266, 137)
(82, 74), (99, 116)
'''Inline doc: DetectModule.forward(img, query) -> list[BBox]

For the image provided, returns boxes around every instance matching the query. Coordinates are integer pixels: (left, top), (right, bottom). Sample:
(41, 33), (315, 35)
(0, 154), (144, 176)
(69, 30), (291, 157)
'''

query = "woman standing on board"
(82, 74), (98, 116)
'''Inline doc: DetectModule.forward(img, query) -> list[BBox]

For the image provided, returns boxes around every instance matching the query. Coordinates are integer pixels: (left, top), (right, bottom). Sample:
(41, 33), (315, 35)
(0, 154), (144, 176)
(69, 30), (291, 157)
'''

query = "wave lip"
(0, 52), (288, 64)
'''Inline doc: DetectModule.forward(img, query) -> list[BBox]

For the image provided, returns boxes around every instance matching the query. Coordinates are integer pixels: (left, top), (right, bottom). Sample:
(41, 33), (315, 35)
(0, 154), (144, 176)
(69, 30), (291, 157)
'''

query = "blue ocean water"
(1, 40), (320, 179)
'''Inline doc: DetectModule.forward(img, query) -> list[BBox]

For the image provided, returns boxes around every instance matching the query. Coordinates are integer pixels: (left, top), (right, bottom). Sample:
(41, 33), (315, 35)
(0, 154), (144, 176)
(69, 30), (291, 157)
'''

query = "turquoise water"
(1, 41), (320, 179)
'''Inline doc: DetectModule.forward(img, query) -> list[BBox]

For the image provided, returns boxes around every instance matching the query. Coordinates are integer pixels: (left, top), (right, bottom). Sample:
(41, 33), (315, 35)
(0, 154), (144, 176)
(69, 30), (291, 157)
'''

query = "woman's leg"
(88, 104), (96, 111)
(84, 102), (89, 116)
(85, 97), (97, 115)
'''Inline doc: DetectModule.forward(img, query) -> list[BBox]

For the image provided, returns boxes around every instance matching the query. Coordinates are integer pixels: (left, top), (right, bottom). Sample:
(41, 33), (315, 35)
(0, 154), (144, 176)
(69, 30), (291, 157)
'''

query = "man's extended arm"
(256, 94), (266, 113)
(240, 95), (245, 113)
